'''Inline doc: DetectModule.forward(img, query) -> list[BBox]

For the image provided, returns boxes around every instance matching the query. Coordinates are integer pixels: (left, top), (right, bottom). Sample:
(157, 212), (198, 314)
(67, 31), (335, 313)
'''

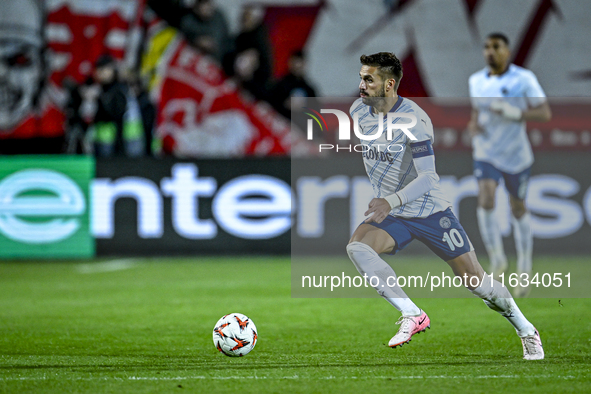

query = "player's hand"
(490, 99), (523, 121)
(364, 198), (392, 224)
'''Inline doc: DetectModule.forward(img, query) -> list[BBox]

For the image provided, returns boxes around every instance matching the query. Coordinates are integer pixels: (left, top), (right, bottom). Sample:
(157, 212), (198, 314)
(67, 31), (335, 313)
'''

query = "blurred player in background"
(346, 52), (543, 360)
(468, 33), (551, 297)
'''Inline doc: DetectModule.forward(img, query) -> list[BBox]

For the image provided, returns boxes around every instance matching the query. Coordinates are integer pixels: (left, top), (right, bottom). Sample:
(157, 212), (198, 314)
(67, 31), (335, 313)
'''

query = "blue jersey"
(349, 96), (450, 218)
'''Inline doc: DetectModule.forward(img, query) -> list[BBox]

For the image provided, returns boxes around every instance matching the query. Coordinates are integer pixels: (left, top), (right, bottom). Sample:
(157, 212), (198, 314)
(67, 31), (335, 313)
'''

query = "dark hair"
(487, 32), (509, 46)
(360, 52), (403, 90)
(95, 54), (115, 68)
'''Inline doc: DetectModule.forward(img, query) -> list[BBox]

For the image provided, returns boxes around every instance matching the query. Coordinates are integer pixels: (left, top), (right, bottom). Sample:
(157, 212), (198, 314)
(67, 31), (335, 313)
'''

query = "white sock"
(477, 207), (507, 269)
(513, 212), (533, 274)
(471, 274), (535, 337)
(346, 242), (421, 317)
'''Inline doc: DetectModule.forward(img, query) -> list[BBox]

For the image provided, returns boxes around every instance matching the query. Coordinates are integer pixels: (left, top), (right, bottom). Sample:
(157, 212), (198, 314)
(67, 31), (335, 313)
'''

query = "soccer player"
(468, 33), (551, 297)
(346, 52), (544, 360)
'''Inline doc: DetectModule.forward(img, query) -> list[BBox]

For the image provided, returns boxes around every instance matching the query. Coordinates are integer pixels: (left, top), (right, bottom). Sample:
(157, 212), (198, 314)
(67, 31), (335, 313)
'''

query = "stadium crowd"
(0, 0), (318, 157)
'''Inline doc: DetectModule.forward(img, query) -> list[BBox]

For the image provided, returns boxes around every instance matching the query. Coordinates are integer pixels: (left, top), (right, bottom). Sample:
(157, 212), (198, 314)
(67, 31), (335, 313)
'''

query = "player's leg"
(447, 250), (534, 334)
(410, 208), (542, 359)
(474, 161), (507, 275)
(505, 168), (533, 297)
(446, 250), (543, 360)
(347, 224), (421, 316)
(510, 195), (532, 297)
(347, 223), (429, 348)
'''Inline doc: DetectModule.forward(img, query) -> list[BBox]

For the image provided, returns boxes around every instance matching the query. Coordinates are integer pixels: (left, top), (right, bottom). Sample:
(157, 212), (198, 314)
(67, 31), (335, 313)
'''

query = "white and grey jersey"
(349, 97), (450, 218)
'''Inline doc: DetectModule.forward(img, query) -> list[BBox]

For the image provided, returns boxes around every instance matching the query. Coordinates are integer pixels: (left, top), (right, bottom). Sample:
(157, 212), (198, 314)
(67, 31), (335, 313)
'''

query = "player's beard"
(486, 56), (499, 70)
(361, 85), (387, 107)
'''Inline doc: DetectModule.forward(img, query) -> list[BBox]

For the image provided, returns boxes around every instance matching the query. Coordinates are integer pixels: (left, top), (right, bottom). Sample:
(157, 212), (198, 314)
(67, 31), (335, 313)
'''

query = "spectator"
(128, 75), (157, 156)
(146, 0), (230, 63)
(62, 77), (88, 154)
(271, 50), (318, 119)
(178, 0), (231, 63)
(234, 6), (272, 88)
(223, 6), (273, 102)
(91, 55), (145, 157)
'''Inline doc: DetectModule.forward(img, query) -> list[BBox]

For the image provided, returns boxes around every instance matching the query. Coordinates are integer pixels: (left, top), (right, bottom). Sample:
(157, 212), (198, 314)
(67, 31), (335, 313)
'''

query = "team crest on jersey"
(439, 217), (451, 229)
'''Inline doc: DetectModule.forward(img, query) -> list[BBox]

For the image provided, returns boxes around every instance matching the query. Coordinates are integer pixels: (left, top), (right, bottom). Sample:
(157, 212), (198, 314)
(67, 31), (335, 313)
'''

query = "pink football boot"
(389, 310), (430, 348)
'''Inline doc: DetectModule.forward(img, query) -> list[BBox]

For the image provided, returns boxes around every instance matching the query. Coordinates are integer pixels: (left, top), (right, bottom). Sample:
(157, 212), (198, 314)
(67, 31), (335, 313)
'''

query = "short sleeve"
(523, 71), (547, 107)
(408, 110), (434, 144)
(469, 70), (488, 110)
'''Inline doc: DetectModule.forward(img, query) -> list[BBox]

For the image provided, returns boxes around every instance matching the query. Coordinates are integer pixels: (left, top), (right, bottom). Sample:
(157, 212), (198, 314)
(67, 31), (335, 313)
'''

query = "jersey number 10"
(442, 229), (465, 251)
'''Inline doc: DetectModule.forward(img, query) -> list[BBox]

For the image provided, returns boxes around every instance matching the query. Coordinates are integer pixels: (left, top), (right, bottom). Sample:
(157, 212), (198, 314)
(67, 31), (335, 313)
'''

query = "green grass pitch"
(1, 256), (590, 393)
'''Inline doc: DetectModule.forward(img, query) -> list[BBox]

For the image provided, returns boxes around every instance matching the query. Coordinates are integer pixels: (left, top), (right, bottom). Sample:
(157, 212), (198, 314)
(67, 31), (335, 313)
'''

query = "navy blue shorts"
(367, 208), (474, 261)
(473, 160), (531, 200)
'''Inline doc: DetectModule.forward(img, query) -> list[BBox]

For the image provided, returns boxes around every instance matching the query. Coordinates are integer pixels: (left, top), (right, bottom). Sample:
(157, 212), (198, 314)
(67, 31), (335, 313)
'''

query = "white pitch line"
(76, 259), (137, 274)
(0, 374), (578, 381)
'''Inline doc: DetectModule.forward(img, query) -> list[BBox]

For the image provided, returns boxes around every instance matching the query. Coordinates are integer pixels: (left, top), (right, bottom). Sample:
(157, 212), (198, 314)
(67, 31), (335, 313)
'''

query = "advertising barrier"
(95, 158), (291, 255)
(0, 154), (590, 258)
(0, 156), (292, 258)
(0, 156), (94, 258)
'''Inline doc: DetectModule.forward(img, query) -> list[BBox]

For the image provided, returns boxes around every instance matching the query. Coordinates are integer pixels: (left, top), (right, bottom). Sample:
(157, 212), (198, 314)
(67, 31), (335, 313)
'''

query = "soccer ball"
(213, 313), (258, 357)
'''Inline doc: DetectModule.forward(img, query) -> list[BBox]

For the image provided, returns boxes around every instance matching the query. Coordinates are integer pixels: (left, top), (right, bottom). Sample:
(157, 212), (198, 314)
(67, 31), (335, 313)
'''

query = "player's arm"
(491, 71), (552, 122)
(364, 140), (439, 224)
(490, 100), (551, 122)
(523, 71), (552, 122)
(467, 76), (482, 136)
(522, 101), (552, 122)
(387, 140), (439, 207)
